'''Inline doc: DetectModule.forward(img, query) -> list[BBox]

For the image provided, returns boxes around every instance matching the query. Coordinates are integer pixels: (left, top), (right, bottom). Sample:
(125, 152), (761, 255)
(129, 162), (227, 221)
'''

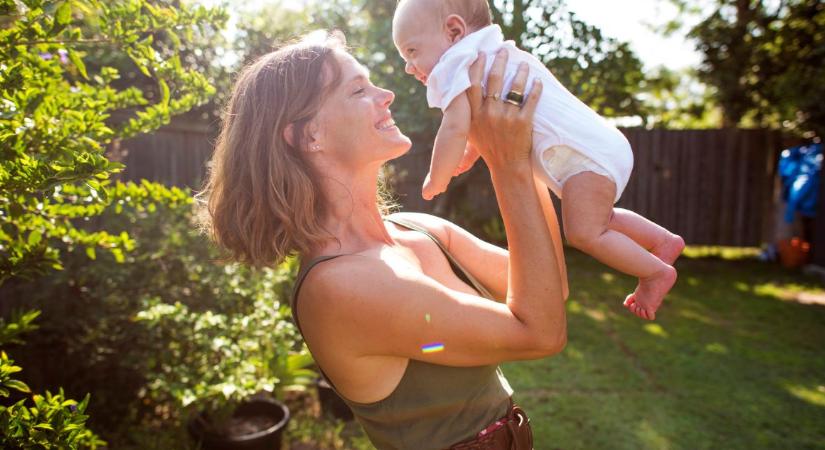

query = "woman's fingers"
(486, 49), (508, 100)
(508, 62), (529, 99)
(520, 78), (543, 119)
(467, 52), (486, 115)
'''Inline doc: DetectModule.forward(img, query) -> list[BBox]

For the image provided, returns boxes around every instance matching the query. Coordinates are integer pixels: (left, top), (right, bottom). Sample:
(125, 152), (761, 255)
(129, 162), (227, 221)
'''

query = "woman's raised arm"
(465, 50), (567, 348)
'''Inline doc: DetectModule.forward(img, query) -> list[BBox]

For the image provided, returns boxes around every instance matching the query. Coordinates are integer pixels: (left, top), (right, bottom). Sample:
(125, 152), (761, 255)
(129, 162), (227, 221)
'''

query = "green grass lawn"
(502, 248), (825, 450)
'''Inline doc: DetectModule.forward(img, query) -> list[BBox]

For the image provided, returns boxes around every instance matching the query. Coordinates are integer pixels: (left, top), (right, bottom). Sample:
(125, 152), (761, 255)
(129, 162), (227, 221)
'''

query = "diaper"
(543, 145), (614, 184)
(538, 145), (618, 201)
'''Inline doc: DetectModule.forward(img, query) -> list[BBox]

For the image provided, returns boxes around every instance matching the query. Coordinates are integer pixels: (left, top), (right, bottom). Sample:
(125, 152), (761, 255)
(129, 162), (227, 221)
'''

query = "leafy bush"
(4, 193), (312, 445)
(136, 290), (315, 434)
(0, 311), (104, 449)
(0, 0), (227, 283)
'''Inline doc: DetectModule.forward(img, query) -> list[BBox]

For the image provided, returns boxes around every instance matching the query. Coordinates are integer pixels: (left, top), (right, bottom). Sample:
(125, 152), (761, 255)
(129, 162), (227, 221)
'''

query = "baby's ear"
(444, 14), (467, 43)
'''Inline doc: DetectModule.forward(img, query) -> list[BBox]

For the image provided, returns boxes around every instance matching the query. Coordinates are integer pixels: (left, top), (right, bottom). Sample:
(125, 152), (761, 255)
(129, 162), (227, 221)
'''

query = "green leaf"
(85, 247), (96, 260)
(28, 230), (42, 247)
(159, 79), (170, 105)
(111, 248), (124, 263)
(68, 50), (87, 79)
(56, 1), (72, 26)
(51, 1), (72, 35)
(4, 379), (31, 393)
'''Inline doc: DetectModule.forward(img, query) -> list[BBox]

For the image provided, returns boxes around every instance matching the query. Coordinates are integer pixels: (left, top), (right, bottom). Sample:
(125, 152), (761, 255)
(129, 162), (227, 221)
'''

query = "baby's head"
(392, 0), (492, 85)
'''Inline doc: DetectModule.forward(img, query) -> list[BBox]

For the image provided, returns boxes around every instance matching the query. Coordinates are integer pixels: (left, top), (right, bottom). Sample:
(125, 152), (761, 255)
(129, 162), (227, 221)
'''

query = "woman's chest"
(380, 234), (478, 297)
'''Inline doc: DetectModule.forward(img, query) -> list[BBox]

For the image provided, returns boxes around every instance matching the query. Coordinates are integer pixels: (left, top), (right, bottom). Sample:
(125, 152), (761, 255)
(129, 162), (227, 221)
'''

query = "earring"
(311, 144), (321, 151)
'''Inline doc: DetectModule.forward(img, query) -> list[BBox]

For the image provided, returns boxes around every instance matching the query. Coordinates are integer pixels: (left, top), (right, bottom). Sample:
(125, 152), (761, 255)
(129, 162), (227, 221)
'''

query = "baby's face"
(392, 3), (452, 85)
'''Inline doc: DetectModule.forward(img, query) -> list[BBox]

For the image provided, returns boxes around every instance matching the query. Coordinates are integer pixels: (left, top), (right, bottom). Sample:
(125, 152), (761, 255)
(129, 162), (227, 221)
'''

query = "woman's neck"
(314, 164), (393, 256)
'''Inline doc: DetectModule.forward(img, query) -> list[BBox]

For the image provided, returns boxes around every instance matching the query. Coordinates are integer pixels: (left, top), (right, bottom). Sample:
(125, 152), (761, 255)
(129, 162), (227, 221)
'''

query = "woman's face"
(312, 51), (412, 169)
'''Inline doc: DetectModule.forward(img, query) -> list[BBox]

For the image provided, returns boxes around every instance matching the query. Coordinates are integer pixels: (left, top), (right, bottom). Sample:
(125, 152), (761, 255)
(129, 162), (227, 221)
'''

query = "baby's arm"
(423, 92), (471, 200)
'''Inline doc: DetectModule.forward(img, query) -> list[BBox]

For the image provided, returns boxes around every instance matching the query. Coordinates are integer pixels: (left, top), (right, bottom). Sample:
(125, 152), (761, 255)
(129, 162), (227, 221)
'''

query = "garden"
(1, 0), (823, 449)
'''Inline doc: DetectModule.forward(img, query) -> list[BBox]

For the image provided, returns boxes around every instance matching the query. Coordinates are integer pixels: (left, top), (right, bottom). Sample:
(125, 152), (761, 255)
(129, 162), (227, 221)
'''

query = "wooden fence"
(113, 124), (783, 247)
(113, 121), (217, 189)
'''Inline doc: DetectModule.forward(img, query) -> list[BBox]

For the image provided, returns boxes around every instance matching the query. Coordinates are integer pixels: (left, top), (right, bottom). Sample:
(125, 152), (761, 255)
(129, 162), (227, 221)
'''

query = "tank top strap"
(290, 254), (346, 337)
(384, 215), (495, 300)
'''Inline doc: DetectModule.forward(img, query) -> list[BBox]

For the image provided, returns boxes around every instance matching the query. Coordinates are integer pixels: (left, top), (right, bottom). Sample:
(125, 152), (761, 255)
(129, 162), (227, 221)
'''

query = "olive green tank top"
(290, 216), (514, 450)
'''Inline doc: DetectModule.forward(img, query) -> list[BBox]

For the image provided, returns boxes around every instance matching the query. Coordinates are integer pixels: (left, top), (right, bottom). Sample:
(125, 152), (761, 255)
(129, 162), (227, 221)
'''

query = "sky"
(565, 0), (701, 71)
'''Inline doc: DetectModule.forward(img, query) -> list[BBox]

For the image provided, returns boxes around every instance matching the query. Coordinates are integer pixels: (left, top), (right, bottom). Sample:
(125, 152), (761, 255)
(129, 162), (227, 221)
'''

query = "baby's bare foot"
(652, 234), (685, 265)
(623, 265), (677, 320)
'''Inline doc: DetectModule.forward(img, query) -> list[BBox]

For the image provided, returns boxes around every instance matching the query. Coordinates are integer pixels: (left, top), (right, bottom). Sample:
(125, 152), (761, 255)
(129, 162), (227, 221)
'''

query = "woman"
(200, 33), (568, 450)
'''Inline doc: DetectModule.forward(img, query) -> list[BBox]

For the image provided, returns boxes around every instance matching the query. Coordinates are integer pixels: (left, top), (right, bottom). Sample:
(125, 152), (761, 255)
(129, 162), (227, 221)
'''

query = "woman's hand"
(466, 50), (542, 171)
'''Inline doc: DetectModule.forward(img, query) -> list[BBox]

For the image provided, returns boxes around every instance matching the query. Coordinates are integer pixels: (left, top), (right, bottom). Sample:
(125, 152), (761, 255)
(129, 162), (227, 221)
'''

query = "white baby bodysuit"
(426, 25), (634, 202)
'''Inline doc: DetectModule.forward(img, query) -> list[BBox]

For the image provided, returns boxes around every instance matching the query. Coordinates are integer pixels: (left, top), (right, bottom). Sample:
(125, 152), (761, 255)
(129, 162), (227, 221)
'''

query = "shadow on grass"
(503, 249), (825, 450)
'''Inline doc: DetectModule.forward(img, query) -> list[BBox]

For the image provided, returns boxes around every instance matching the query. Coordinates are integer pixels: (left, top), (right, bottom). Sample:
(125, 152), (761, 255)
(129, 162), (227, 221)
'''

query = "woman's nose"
(378, 88), (395, 107)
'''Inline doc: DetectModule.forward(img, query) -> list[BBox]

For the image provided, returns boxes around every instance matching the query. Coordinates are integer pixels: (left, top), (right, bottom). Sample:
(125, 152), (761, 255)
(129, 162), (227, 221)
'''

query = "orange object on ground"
(777, 237), (811, 268)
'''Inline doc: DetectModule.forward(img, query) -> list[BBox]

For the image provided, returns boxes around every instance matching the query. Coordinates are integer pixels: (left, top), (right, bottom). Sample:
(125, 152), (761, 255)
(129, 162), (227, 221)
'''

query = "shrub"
(0, 310), (105, 449)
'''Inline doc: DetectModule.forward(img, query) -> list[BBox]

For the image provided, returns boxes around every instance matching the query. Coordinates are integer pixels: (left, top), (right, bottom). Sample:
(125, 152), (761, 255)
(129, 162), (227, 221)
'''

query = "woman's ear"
(283, 123), (297, 148)
(305, 120), (323, 153)
(283, 121), (323, 153)
(444, 14), (467, 44)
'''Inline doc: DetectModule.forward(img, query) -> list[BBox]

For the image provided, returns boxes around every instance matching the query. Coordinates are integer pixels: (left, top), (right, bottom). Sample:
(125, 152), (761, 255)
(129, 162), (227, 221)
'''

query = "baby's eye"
(407, 49), (416, 56)
(353, 88), (365, 96)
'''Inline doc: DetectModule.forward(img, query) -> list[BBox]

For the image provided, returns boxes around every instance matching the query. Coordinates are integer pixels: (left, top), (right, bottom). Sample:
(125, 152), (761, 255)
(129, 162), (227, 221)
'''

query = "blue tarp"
(779, 143), (823, 223)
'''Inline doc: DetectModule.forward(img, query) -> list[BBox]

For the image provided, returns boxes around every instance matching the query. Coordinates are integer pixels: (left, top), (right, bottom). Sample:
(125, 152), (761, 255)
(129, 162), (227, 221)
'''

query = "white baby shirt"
(426, 25), (634, 202)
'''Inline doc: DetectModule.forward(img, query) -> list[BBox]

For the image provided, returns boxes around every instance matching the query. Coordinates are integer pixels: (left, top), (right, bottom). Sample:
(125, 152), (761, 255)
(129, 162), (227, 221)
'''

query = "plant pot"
(778, 237), (811, 269)
(315, 377), (354, 421)
(188, 398), (290, 450)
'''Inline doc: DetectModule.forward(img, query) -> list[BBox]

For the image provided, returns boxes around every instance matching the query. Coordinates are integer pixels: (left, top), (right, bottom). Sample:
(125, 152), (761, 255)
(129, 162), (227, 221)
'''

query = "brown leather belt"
(447, 400), (533, 450)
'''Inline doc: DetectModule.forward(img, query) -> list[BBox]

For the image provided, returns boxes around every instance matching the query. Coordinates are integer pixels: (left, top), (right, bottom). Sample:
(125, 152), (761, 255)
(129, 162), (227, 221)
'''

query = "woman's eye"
(353, 88), (365, 95)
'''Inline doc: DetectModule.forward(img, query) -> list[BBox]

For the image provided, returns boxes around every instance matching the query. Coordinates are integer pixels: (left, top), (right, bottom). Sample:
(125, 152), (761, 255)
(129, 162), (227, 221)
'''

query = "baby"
(392, 0), (685, 320)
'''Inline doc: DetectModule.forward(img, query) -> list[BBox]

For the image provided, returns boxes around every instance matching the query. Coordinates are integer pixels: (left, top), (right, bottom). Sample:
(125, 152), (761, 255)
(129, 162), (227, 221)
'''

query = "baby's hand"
(422, 172), (448, 201)
(453, 143), (481, 176)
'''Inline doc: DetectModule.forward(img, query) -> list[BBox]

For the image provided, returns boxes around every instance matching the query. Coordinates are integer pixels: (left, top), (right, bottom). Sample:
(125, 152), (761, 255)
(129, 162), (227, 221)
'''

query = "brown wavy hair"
(197, 32), (349, 268)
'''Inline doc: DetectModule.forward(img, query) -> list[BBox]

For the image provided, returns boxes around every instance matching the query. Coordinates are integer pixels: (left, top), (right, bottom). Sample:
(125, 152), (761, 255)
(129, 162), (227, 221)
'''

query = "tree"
(640, 66), (723, 128)
(493, 0), (648, 120)
(664, 0), (824, 136)
(0, 0), (227, 283)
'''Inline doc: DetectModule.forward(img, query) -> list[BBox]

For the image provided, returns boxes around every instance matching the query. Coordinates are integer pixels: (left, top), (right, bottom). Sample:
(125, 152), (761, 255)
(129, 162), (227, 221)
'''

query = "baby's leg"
(562, 172), (675, 320)
(608, 209), (685, 265)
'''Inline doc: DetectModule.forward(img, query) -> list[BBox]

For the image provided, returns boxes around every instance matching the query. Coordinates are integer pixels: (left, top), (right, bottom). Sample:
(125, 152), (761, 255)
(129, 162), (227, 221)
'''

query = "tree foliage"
(641, 66), (723, 128)
(0, 0), (227, 284)
(238, 0), (650, 139)
(493, 0), (648, 119)
(666, 0), (824, 136)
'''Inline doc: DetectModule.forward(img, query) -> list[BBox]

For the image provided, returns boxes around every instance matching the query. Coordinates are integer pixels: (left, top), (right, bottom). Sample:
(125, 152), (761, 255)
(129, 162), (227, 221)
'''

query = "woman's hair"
(197, 31), (359, 268)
